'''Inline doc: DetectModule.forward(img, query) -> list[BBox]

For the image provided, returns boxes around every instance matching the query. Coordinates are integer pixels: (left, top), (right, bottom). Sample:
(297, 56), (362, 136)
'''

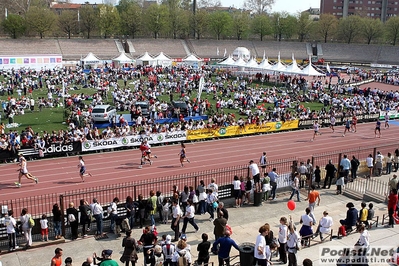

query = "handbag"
(192, 194), (199, 203)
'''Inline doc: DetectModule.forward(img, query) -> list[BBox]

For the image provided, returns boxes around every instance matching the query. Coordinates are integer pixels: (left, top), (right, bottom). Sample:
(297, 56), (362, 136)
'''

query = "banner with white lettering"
(81, 131), (187, 151)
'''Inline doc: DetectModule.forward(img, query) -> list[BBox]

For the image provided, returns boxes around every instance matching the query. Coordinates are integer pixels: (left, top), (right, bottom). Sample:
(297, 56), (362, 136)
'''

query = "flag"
(224, 48), (227, 57)
(292, 53), (295, 62)
(263, 50), (265, 60)
(78, 10), (80, 22)
(326, 63), (331, 73)
(197, 76), (204, 102)
(278, 51), (281, 62)
(5, 8), (7, 19)
(216, 47), (219, 56)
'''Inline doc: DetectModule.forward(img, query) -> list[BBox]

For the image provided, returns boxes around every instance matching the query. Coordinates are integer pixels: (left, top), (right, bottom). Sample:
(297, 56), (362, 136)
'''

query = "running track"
(0, 121), (397, 202)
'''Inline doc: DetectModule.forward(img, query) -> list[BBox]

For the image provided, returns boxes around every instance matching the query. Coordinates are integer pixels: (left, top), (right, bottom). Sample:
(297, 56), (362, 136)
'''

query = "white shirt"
(319, 216), (333, 234)
(208, 182), (218, 197)
(278, 224), (288, 243)
(5, 216), (16, 234)
(185, 205), (195, 219)
(301, 214), (313, 226)
(91, 202), (103, 215)
(172, 205), (182, 218)
(233, 180), (241, 190)
(249, 163), (260, 176)
(40, 218), (48, 229)
(366, 157), (374, 167)
(254, 234), (267, 259)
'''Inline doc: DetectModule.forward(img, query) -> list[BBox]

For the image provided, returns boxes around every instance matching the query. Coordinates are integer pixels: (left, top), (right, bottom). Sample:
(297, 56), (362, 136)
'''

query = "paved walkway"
(1, 174), (398, 266)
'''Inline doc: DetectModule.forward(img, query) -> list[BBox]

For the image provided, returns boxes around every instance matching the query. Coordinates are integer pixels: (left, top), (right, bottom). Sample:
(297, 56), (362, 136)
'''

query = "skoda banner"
(82, 131), (187, 152)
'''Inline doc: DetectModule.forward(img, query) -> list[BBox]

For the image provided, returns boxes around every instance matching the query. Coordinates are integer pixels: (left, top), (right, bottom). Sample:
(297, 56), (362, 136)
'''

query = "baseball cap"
(180, 234), (187, 240)
(166, 235), (172, 242)
(102, 249), (113, 257)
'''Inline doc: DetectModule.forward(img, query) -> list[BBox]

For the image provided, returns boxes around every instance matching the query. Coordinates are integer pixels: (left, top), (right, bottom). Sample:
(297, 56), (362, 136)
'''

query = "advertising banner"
(0, 55), (62, 70)
(82, 131), (187, 152)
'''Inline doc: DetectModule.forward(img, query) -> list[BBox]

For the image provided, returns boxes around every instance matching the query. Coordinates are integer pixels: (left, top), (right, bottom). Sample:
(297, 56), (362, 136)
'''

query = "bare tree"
(243, 0), (274, 15)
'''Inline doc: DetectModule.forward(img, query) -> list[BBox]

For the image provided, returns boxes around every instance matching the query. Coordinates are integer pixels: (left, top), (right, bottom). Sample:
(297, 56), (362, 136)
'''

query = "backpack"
(177, 251), (187, 266)
(245, 180), (252, 191)
(28, 216), (35, 228)
(68, 213), (76, 223)
(339, 225), (347, 237)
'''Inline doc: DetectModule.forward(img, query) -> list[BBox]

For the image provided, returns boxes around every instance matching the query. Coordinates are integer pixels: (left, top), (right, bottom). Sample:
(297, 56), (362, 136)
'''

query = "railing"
(344, 178), (389, 203)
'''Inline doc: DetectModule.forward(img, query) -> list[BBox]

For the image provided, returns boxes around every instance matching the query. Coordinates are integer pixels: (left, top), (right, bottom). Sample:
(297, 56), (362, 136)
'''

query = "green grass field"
(0, 76), (324, 133)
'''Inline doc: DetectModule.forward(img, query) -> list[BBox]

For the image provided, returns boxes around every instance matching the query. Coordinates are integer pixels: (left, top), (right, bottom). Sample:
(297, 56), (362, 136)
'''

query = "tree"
(243, 0), (274, 15)
(271, 12), (297, 41)
(316, 14), (338, 43)
(251, 14), (271, 41)
(164, 0), (189, 39)
(385, 16), (399, 45)
(296, 12), (312, 42)
(144, 4), (168, 39)
(80, 4), (98, 39)
(231, 10), (250, 40)
(2, 14), (26, 39)
(99, 4), (120, 38)
(25, 6), (56, 38)
(197, 0), (221, 8)
(337, 15), (361, 44)
(190, 9), (209, 39)
(208, 11), (232, 40)
(58, 10), (78, 39)
(119, 2), (143, 38)
(361, 17), (382, 44)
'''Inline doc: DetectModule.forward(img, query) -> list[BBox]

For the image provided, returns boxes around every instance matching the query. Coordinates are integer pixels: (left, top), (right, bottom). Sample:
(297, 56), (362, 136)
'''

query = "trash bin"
(239, 242), (255, 266)
(253, 191), (264, 206)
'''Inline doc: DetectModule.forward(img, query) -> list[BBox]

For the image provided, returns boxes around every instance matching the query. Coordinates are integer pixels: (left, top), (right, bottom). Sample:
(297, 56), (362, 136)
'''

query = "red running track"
(0, 121), (396, 203)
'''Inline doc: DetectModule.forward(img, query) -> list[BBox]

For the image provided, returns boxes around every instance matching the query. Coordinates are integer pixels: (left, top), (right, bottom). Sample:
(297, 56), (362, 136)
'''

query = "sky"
(72, 0), (320, 14)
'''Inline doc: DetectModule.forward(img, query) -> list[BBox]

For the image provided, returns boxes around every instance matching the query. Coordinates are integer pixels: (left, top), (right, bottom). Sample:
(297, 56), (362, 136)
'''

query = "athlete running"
(179, 142), (190, 167)
(15, 153), (38, 187)
(78, 156), (92, 182)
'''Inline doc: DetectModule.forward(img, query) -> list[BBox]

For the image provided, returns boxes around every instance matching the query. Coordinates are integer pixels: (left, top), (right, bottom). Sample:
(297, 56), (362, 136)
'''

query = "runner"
(178, 142), (190, 167)
(15, 153), (38, 188)
(329, 115), (336, 133)
(139, 141), (152, 168)
(351, 115), (357, 133)
(384, 112), (390, 129)
(144, 140), (158, 160)
(375, 120), (381, 138)
(342, 118), (351, 137)
(78, 156), (92, 182)
(311, 121), (321, 142)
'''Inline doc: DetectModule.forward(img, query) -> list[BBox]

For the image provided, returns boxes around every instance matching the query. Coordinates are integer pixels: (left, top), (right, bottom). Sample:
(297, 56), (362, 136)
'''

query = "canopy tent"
(285, 53), (303, 75)
(258, 57), (272, 71)
(218, 55), (235, 66)
(81, 52), (101, 68)
(136, 52), (155, 66)
(245, 57), (260, 69)
(301, 56), (325, 76)
(112, 52), (134, 67)
(153, 52), (172, 67)
(182, 54), (203, 68)
(234, 57), (248, 67)
(271, 52), (287, 72)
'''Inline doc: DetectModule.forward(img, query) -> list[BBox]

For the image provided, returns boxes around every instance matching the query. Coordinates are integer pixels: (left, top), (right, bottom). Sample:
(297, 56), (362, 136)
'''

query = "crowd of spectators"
(0, 65), (398, 160)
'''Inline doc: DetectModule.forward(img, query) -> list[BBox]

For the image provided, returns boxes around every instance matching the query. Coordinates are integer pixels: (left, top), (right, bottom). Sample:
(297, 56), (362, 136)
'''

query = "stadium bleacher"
(130, 38), (187, 58)
(0, 39), (61, 55)
(57, 39), (119, 60)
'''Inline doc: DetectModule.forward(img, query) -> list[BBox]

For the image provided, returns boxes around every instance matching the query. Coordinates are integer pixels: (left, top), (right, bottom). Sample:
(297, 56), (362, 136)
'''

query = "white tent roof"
(183, 54), (203, 62)
(112, 52), (134, 63)
(258, 57), (272, 70)
(153, 52), (171, 61)
(234, 57), (247, 67)
(301, 64), (325, 76)
(136, 52), (154, 61)
(218, 55), (235, 66)
(245, 58), (260, 69)
(271, 52), (286, 72)
(82, 52), (100, 63)
(285, 53), (302, 74)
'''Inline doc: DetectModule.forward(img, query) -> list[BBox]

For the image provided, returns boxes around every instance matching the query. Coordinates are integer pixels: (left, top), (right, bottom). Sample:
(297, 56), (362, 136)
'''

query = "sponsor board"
(299, 114), (380, 129)
(380, 110), (399, 120)
(82, 131), (187, 151)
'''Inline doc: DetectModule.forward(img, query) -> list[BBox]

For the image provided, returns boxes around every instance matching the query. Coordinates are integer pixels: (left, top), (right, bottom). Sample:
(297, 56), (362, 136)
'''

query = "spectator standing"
(109, 197), (120, 234)
(161, 235), (176, 266)
(249, 160), (261, 192)
(120, 230), (138, 266)
(66, 202), (79, 240)
(268, 168), (279, 200)
(255, 225), (272, 266)
(197, 233), (211, 266)
(148, 191), (157, 226)
(366, 154), (374, 178)
(125, 196), (136, 230)
(304, 185), (320, 224)
(386, 189), (398, 228)
(139, 226), (157, 265)
(52, 203), (62, 239)
(216, 202), (229, 221)
(5, 210), (18, 251)
(212, 230), (239, 266)
(339, 155), (351, 182)
(171, 200), (181, 242)
(181, 199), (199, 234)
(205, 189), (217, 221)
(289, 172), (301, 202)
(354, 225), (370, 265)
(298, 162), (308, 189)
(196, 180), (207, 215)
(387, 152), (394, 175)
(40, 214), (49, 242)
(90, 198), (105, 236)
(350, 156), (360, 181)
(156, 191), (164, 223)
(259, 152), (267, 175)
(20, 208), (32, 248)
(180, 186), (189, 216)
(389, 175), (399, 190)
(208, 178), (219, 198)
(394, 149), (399, 172)
(287, 222), (300, 266)
(233, 175), (241, 208)
(336, 166), (345, 195)
(323, 160), (337, 189)
(79, 199), (91, 237)
(375, 151), (384, 176)
(213, 211), (227, 241)
(50, 247), (63, 266)
(137, 194), (146, 229)
(314, 165), (321, 188)
(278, 217), (288, 264)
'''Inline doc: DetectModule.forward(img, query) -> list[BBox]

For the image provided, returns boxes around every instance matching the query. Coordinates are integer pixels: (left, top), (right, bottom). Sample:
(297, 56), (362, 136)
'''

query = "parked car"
(91, 104), (117, 122)
(170, 100), (189, 117)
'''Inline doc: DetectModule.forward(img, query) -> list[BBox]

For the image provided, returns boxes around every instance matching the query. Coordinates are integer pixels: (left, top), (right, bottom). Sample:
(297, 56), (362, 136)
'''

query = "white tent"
(258, 57), (272, 71)
(218, 55), (235, 66)
(234, 57), (248, 67)
(301, 56), (325, 76)
(245, 57), (260, 69)
(285, 53), (303, 75)
(153, 52), (172, 67)
(183, 54), (203, 68)
(112, 52), (134, 67)
(136, 52), (155, 66)
(81, 52), (101, 68)
(271, 52), (286, 72)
